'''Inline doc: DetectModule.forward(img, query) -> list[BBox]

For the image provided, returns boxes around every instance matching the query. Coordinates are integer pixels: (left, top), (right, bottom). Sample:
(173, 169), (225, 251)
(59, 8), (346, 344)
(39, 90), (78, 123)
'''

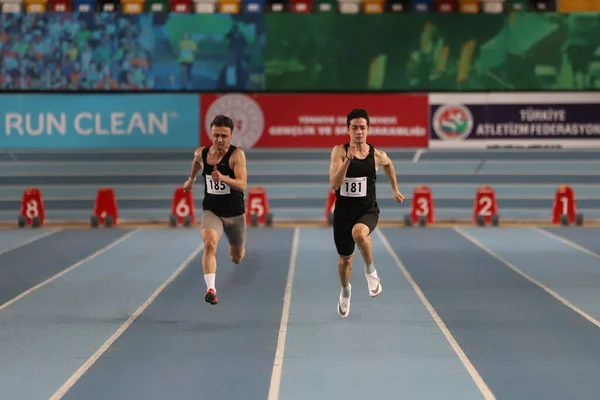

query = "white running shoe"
(337, 284), (351, 318)
(366, 270), (382, 297)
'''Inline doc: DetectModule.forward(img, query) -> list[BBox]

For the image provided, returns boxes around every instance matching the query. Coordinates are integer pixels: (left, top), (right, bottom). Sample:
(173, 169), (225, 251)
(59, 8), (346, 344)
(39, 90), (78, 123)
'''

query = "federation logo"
(432, 103), (473, 141)
(204, 94), (265, 149)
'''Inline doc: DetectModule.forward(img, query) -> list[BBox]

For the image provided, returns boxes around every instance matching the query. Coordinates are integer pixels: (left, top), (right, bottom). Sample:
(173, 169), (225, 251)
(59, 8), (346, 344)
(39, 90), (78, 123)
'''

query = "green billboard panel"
(265, 13), (600, 91)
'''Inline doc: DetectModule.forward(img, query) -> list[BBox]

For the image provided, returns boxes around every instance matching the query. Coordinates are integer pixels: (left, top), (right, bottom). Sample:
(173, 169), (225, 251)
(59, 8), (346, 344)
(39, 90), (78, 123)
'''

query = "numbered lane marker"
(92, 188), (119, 227)
(245, 186), (271, 225)
(552, 185), (577, 225)
(473, 186), (498, 225)
(170, 187), (196, 226)
(19, 188), (45, 227)
(410, 186), (435, 225)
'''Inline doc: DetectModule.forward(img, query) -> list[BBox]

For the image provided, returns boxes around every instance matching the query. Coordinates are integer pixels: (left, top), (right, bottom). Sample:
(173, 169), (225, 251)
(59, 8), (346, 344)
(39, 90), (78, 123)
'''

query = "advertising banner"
(429, 93), (600, 149)
(265, 13), (600, 92)
(0, 94), (200, 149)
(2, 13), (264, 92)
(200, 93), (429, 149)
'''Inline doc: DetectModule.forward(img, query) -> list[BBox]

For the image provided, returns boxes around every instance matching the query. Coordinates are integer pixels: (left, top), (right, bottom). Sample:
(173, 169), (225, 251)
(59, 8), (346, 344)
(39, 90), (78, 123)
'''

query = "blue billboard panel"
(0, 94), (200, 149)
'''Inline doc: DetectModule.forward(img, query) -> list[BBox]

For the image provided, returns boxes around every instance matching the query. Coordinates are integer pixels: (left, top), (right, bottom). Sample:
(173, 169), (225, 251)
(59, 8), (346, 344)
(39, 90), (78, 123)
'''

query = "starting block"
(405, 186), (434, 227)
(552, 185), (583, 226)
(246, 186), (273, 227)
(325, 189), (336, 226)
(473, 186), (499, 227)
(169, 187), (195, 228)
(91, 188), (118, 228)
(18, 188), (45, 228)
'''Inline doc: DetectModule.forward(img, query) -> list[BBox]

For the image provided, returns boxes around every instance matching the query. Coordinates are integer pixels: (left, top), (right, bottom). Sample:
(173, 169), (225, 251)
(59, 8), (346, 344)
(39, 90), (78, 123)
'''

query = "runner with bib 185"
(183, 114), (248, 306)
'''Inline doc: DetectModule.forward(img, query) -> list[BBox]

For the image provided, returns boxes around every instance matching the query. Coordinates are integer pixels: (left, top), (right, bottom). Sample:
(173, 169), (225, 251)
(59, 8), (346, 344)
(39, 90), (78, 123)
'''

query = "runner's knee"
(338, 254), (353, 268)
(351, 224), (370, 245)
(204, 239), (218, 255)
(230, 246), (245, 264)
(231, 255), (242, 264)
(202, 229), (220, 254)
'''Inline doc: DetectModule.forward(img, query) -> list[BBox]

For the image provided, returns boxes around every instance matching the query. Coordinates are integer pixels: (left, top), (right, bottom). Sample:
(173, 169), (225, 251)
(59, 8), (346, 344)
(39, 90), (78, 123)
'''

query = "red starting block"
(18, 188), (45, 228)
(325, 189), (336, 225)
(169, 187), (196, 228)
(91, 188), (118, 228)
(473, 185), (499, 226)
(408, 186), (435, 226)
(552, 185), (583, 226)
(246, 186), (273, 227)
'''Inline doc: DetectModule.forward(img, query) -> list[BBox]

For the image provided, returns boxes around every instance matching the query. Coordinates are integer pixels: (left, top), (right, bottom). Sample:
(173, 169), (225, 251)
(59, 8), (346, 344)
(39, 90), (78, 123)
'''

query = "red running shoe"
(205, 288), (218, 305)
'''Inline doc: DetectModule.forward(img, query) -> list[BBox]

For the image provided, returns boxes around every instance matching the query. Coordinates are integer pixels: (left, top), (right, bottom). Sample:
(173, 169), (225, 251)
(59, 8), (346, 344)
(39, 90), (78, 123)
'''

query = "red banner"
(200, 93), (429, 148)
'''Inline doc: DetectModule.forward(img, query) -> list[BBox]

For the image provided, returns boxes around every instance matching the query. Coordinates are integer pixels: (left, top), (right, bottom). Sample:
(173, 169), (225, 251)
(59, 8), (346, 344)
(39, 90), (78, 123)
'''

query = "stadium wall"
(2, 92), (600, 150)
(1, 12), (599, 150)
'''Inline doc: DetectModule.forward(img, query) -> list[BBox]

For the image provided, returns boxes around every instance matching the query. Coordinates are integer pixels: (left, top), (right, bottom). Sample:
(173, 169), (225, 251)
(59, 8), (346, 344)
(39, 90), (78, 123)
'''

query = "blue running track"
(1, 226), (600, 399)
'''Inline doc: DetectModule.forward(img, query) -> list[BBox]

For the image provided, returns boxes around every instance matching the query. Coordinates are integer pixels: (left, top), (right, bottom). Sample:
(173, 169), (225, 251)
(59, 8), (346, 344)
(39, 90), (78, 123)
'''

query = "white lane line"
(0, 229), (62, 257)
(49, 242), (205, 399)
(268, 227), (300, 400)
(454, 227), (600, 332)
(0, 229), (139, 313)
(533, 227), (600, 260)
(412, 149), (424, 163)
(376, 229), (496, 400)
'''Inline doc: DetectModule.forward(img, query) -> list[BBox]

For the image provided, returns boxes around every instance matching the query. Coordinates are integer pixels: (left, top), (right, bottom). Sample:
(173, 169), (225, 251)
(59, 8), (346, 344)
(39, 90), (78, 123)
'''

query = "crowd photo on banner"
(0, 12), (265, 91)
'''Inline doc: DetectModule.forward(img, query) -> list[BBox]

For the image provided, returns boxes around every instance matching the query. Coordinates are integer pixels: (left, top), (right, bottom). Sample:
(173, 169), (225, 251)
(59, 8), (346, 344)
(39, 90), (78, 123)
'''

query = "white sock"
(365, 263), (375, 274)
(204, 273), (216, 291)
(342, 284), (351, 298)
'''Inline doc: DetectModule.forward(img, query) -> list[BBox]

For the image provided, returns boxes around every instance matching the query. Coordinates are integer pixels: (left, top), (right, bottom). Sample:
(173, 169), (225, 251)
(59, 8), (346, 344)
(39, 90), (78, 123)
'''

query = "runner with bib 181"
(328, 108), (405, 318)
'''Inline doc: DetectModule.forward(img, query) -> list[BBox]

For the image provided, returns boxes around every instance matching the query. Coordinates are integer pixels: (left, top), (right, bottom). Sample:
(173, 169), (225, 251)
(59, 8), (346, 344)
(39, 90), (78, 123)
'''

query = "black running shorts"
(333, 208), (379, 257)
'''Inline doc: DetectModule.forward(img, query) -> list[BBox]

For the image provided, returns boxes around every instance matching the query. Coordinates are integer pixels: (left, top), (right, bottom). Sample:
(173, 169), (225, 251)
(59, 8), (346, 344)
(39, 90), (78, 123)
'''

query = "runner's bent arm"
(221, 149), (247, 192)
(189, 147), (204, 181)
(329, 145), (351, 190)
(375, 149), (400, 193)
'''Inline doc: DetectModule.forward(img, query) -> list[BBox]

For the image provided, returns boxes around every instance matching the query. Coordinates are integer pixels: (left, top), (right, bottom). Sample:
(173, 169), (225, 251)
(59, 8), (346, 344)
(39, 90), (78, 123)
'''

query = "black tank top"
(201, 145), (245, 218)
(334, 143), (379, 216)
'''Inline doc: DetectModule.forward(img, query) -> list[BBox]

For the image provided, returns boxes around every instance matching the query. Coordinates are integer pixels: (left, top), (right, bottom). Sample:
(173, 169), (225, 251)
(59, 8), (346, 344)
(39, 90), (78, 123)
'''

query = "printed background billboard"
(200, 93), (429, 149)
(151, 13), (265, 91)
(265, 13), (600, 92)
(0, 13), (265, 91)
(0, 94), (200, 149)
(429, 92), (600, 149)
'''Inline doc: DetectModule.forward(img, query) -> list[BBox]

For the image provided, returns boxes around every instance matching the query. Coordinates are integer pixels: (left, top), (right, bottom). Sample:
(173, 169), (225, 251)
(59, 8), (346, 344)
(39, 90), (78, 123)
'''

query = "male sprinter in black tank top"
(183, 115), (248, 305)
(329, 109), (405, 318)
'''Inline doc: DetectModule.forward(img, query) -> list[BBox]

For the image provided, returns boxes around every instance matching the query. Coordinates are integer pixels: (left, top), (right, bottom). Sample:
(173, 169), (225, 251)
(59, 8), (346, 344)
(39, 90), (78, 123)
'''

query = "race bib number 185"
(340, 177), (367, 197)
(206, 176), (231, 195)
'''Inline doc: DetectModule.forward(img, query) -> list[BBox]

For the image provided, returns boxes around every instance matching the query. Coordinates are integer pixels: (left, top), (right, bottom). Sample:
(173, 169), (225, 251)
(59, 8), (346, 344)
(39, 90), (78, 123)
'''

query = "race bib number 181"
(340, 177), (367, 197)
(206, 175), (231, 195)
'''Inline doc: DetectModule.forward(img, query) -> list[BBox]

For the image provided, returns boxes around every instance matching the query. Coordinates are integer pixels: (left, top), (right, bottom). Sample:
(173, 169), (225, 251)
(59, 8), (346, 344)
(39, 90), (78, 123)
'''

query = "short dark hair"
(210, 114), (235, 133)
(346, 109), (370, 128)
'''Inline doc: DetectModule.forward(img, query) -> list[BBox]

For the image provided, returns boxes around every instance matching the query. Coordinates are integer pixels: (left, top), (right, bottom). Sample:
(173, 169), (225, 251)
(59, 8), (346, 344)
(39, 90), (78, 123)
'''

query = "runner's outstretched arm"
(190, 147), (204, 179)
(184, 147), (204, 192)
(374, 149), (405, 203)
